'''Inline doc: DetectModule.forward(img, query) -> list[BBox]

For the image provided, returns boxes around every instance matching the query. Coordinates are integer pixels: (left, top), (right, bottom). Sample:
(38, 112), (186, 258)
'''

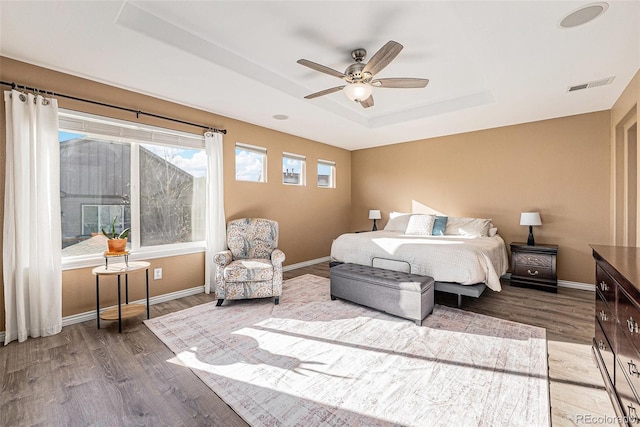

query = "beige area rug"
(145, 274), (549, 427)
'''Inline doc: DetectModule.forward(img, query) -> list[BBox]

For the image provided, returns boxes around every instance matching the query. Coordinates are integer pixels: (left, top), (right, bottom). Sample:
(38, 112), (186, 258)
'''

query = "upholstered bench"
(330, 263), (435, 326)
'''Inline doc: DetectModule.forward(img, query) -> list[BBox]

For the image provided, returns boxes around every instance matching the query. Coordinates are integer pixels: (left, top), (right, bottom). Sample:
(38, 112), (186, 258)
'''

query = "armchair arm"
(271, 249), (285, 266)
(214, 250), (232, 268)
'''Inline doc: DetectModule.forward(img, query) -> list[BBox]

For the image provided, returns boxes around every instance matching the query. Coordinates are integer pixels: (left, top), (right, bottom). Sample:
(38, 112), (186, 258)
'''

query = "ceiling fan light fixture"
(343, 83), (373, 103)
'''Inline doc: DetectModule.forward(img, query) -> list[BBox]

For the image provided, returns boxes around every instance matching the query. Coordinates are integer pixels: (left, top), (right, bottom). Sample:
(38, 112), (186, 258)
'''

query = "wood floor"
(1, 262), (616, 426)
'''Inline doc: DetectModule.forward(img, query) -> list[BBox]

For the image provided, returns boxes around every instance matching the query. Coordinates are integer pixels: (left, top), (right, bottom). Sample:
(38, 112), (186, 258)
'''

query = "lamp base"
(527, 225), (535, 246)
(372, 219), (378, 231)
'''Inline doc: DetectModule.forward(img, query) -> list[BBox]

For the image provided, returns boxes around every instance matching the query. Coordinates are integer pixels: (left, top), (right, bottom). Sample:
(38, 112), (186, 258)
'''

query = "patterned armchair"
(213, 218), (285, 306)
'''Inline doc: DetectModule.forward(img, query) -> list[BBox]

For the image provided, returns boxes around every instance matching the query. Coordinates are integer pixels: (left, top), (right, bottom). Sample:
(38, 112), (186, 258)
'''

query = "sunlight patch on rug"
(145, 274), (549, 426)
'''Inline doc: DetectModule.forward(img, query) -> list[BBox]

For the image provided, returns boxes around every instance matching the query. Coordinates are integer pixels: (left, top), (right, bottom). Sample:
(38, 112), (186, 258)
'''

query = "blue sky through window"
(236, 147), (265, 181)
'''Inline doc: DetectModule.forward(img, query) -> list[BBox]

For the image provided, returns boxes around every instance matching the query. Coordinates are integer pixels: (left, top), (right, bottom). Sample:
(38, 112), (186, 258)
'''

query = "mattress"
(330, 231), (509, 291)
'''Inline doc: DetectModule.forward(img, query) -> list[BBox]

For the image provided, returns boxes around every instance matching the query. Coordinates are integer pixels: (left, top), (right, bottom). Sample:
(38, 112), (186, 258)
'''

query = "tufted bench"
(330, 263), (435, 326)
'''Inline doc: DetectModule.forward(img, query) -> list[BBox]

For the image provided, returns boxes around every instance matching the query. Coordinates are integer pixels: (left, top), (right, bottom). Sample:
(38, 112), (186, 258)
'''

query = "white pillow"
(445, 217), (492, 237)
(384, 214), (412, 232)
(389, 211), (410, 219)
(489, 223), (498, 237)
(405, 214), (436, 235)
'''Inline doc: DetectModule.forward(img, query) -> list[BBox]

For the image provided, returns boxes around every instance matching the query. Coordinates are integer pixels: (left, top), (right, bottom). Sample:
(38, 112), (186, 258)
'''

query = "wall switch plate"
(154, 268), (162, 280)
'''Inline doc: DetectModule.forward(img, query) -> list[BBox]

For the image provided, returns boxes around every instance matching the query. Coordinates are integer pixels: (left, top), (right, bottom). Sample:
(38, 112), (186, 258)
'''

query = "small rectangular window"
(236, 142), (267, 182)
(283, 152), (306, 186)
(317, 159), (336, 188)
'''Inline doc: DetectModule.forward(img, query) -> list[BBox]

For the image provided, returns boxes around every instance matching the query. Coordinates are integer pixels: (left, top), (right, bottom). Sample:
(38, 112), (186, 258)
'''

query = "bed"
(330, 214), (509, 294)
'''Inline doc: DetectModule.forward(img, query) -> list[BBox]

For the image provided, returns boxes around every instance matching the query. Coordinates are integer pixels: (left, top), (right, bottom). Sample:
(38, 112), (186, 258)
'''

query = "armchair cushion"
(224, 259), (274, 282)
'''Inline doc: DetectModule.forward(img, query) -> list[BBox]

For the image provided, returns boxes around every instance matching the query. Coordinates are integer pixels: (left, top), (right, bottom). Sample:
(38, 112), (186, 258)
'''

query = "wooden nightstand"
(510, 242), (558, 293)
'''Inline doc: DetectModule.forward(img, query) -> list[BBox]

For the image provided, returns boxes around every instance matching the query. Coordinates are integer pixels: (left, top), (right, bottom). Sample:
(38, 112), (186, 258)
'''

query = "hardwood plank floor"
(0, 262), (615, 426)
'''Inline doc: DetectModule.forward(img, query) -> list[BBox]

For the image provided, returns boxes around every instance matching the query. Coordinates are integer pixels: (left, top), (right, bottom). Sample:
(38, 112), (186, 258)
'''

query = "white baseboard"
(502, 273), (593, 292)
(2, 258), (332, 342)
(558, 280), (594, 292)
(62, 285), (205, 328)
(0, 285), (205, 343)
(283, 256), (330, 272)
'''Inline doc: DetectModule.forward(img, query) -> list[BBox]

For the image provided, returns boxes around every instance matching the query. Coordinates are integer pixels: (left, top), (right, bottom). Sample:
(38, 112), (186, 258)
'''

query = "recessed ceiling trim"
(369, 90), (495, 128)
(116, 2), (369, 126)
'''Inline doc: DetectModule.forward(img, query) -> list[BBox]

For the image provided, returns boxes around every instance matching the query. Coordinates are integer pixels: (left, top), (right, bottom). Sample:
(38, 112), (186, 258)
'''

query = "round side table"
(92, 261), (150, 333)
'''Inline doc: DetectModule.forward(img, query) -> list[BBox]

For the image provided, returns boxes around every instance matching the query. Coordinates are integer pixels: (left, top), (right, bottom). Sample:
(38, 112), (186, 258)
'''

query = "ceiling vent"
(567, 76), (615, 92)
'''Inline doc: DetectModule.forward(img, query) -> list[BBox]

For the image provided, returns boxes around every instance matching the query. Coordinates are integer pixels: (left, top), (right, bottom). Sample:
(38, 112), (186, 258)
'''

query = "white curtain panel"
(204, 131), (226, 294)
(3, 90), (62, 345)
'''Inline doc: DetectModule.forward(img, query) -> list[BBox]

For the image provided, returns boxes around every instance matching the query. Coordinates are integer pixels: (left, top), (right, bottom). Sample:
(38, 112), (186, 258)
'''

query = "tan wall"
(351, 111), (611, 284)
(0, 57), (352, 331)
(610, 69), (640, 244)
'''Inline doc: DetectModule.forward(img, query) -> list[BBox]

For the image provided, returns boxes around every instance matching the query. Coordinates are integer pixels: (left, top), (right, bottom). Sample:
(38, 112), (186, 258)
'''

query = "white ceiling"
(1, 1), (639, 150)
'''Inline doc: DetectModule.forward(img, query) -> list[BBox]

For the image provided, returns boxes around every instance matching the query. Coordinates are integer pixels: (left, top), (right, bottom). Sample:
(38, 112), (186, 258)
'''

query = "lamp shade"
(520, 212), (542, 226)
(369, 210), (382, 220)
(343, 83), (373, 102)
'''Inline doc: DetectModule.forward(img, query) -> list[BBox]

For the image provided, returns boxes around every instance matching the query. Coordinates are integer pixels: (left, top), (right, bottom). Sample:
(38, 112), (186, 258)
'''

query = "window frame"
(282, 152), (306, 186)
(59, 109), (207, 271)
(235, 142), (267, 183)
(317, 159), (336, 188)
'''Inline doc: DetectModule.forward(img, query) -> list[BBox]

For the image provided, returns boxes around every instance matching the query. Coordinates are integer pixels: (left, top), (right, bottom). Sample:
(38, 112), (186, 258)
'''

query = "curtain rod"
(0, 80), (227, 135)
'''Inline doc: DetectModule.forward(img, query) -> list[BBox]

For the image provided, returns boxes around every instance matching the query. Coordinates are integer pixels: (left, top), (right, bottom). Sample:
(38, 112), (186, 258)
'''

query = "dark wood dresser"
(591, 245), (640, 425)
(510, 242), (558, 292)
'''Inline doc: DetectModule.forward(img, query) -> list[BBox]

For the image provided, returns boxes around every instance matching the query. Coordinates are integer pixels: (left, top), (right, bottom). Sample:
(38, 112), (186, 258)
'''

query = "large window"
(59, 111), (206, 263)
(282, 152), (306, 186)
(317, 159), (336, 188)
(236, 142), (267, 182)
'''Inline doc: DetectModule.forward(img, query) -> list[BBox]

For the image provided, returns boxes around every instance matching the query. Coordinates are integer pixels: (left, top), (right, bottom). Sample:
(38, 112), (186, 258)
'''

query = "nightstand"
(510, 242), (558, 293)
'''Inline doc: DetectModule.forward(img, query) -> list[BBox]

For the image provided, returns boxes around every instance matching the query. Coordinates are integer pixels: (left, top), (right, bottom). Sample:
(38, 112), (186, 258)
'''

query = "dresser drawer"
(619, 287), (640, 355)
(596, 263), (618, 305)
(596, 320), (616, 382)
(617, 358), (640, 424)
(618, 333), (640, 401)
(513, 252), (554, 269)
(597, 291), (617, 344)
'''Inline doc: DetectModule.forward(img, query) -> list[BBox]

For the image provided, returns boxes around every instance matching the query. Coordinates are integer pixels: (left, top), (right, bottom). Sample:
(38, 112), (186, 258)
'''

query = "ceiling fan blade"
(360, 95), (374, 108)
(297, 59), (346, 79)
(304, 86), (345, 99)
(362, 40), (403, 77)
(372, 78), (429, 88)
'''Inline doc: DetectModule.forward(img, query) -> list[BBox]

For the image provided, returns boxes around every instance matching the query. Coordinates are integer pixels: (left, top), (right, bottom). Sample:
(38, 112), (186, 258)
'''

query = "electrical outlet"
(154, 268), (162, 280)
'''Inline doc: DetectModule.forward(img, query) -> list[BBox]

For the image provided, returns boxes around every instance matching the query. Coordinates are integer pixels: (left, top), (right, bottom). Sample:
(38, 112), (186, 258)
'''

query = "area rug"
(145, 274), (549, 427)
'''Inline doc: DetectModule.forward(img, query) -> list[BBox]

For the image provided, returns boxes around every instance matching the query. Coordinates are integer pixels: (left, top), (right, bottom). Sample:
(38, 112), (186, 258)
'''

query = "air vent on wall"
(567, 76), (615, 92)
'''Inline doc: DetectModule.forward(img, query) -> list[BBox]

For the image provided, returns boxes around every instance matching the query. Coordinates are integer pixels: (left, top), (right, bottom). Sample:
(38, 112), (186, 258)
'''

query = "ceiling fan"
(297, 40), (429, 108)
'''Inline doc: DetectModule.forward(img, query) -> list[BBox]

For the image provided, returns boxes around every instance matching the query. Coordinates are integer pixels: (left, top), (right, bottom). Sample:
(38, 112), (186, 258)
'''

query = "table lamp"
(520, 212), (542, 246)
(369, 210), (382, 231)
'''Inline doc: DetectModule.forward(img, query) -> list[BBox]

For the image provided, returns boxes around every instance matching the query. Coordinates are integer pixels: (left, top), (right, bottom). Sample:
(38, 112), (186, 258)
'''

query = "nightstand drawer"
(512, 264), (555, 281)
(513, 252), (554, 269)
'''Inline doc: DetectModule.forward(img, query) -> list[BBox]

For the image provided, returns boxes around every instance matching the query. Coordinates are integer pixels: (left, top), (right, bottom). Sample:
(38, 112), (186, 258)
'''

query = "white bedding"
(330, 231), (509, 291)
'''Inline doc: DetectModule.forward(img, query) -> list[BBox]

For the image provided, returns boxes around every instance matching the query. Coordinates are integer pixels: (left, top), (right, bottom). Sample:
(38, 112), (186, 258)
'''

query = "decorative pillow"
(405, 214), (436, 235)
(431, 216), (448, 236)
(489, 223), (498, 237)
(445, 217), (492, 237)
(384, 214), (413, 232)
